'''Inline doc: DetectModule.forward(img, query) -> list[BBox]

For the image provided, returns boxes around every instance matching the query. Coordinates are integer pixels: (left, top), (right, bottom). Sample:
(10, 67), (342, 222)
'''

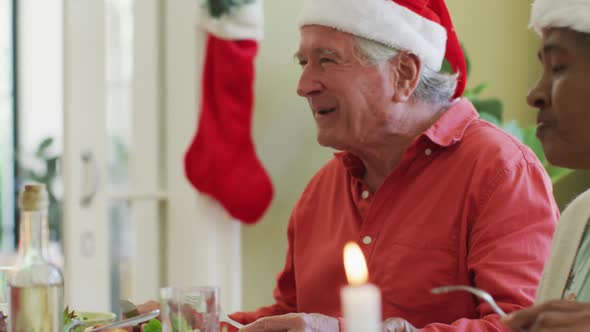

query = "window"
(0, 0), (15, 252)
(16, 0), (63, 248)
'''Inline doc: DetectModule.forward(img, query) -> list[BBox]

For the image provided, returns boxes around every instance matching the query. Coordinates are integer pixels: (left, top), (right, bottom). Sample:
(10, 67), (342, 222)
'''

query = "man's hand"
(382, 318), (418, 332)
(501, 300), (590, 331)
(239, 313), (339, 332)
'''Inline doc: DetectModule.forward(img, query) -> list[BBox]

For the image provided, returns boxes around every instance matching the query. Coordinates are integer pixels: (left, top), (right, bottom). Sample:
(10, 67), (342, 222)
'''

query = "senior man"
(231, 0), (559, 331)
(135, 0), (558, 331)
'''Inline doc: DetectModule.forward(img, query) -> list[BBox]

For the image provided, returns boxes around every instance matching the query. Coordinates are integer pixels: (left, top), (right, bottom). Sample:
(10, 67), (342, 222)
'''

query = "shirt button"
(362, 236), (373, 245)
(425, 148), (433, 156)
(361, 190), (370, 199)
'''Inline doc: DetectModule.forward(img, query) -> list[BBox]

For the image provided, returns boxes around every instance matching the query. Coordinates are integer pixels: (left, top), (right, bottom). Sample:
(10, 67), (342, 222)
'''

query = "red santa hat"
(530, 0), (590, 35)
(296, 0), (467, 99)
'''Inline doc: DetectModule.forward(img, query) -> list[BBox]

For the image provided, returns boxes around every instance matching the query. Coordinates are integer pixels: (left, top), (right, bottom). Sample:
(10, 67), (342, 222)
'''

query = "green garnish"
(63, 306), (77, 325)
(63, 306), (79, 332)
(143, 319), (162, 332)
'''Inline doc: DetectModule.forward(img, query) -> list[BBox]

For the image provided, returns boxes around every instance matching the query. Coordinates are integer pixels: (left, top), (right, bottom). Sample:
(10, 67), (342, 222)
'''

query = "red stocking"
(184, 33), (273, 224)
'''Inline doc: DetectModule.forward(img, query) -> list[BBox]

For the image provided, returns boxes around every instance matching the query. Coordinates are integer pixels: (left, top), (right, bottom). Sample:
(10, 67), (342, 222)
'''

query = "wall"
(242, 0), (329, 310)
(446, 0), (541, 125)
(242, 0), (542, 310)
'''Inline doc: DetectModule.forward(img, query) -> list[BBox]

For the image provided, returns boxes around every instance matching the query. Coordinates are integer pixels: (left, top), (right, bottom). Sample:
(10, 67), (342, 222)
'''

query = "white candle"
(341, 242), (382, 332)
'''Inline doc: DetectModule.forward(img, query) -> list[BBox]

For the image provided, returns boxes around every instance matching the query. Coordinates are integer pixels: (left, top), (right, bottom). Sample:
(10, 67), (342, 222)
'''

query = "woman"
(503, 0), (590, 330)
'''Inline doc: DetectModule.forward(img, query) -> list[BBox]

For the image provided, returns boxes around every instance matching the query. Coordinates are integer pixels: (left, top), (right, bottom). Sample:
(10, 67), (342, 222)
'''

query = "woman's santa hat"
(530, 0), (590, 35)
(296, 0), (467, 99)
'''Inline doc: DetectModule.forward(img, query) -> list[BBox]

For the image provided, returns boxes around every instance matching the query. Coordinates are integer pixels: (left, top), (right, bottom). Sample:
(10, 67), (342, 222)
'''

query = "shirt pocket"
(373, 243), (459, 316)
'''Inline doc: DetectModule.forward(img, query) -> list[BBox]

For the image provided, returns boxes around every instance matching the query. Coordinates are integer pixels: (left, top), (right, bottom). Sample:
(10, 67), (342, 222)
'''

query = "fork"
(220, 307), (244, 329)
(431, 285), (527, 332)
(431, 285), (507, 317)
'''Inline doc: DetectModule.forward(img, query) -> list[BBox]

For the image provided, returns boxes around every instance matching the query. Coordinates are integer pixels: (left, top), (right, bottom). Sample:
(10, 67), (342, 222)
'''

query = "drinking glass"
(0, 266), (14, 315)
(160, 286), (220, 332)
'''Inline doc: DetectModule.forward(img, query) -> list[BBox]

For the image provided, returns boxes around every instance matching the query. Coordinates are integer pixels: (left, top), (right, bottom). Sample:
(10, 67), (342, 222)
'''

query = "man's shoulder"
(460, 119), (541, 167)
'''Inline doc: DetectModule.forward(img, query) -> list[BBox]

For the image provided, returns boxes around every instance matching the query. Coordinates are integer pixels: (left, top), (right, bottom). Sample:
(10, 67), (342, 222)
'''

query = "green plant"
(453, 47), (573, 184)
(17, 135), (130, 242)
(18, 137), (61, 240)
(204, 0), (255, 18)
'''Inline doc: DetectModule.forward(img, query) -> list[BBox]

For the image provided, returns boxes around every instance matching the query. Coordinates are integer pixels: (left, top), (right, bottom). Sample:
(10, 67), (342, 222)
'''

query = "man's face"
(295, 25), (402, 151)
(528, 28), (590, 169)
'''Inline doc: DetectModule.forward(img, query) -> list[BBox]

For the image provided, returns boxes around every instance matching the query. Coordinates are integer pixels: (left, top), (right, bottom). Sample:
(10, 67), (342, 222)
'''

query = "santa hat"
(530, 0), (590, 35)
(296, 0), (467, 99)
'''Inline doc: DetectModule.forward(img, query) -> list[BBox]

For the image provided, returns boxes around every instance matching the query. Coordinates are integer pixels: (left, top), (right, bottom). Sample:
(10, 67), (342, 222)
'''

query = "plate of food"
(64, 307), (118, 332)
(64, 306), (163, 332)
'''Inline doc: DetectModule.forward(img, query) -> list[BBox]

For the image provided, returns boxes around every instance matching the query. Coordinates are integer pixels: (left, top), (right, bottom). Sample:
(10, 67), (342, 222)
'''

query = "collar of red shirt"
(335, 98), (479, 177)
(422, 98), (479, 147)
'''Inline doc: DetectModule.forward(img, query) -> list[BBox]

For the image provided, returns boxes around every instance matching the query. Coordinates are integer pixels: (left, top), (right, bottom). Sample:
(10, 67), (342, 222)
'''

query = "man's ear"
(390, 52), (421, 103)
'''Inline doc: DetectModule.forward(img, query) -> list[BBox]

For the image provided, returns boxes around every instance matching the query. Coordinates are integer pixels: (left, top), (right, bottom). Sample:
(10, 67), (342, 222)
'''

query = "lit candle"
(341, 242), (382, 332)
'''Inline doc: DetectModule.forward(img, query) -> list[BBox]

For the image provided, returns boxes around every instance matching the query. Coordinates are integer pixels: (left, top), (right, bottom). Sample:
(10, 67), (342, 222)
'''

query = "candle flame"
(343, 242), (368, 286)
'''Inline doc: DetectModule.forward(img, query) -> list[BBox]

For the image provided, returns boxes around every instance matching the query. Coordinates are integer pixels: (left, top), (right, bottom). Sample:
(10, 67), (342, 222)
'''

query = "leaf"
(502, 120), (524, 142)
(472, 98), (504, 123)
(206, 0), (255, 18)
(478, 112), (502, 126)
(120, 299), (140, 318)
(35, 137), (54, 158)
(463, 90), (476, 100)
(440, 58), (453, 74)
(470, 83), (488, 96)
(46, 157), (59, 178)
(522, 126), (547, 164)
(27, 171), (44, 183)
(547, 165), (574, 184)
(207, 0), (228, 18)
(63, 306), (77, 325)
(143, 319), (162, 332)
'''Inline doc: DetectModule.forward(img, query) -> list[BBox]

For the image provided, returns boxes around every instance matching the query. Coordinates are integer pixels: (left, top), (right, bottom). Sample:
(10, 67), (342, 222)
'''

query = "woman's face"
(527, 28), (590, 169)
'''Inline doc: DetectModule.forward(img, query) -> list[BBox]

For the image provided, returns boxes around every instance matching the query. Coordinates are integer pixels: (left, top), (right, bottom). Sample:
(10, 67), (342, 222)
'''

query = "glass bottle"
(8, 183), (63, 332)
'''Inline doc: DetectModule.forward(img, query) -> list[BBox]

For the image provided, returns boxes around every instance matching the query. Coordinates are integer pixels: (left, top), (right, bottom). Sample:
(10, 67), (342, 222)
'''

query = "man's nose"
(296, 66), (323, 97)
(526, 80), (550, 109)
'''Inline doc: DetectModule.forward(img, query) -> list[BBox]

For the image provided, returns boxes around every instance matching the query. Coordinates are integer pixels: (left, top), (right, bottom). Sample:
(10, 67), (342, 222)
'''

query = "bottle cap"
(18, 183), (49, 211)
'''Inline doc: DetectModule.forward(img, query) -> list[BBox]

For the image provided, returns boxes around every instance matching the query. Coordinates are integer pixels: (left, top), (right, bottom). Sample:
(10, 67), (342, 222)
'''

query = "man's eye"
(319, 58), (335, 64)
(298, 60), (308, 67)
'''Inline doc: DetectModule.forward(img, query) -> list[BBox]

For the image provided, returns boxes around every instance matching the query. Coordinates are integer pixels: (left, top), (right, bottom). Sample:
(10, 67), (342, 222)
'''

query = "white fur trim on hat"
(530, 0), (590, 35)
(200, 0), (264, 41)
(296, 0), (447, 71)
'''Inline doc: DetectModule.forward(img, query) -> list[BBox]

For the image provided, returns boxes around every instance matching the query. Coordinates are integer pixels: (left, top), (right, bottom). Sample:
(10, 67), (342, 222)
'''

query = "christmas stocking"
(184, 0), (273, 224)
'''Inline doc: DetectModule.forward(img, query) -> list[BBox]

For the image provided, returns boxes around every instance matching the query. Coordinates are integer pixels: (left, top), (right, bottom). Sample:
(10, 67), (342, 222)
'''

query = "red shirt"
(231, 99), (558, 331)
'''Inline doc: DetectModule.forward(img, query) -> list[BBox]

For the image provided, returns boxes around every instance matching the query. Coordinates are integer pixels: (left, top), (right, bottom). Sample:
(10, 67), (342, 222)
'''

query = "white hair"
(353, 36), (458, 105)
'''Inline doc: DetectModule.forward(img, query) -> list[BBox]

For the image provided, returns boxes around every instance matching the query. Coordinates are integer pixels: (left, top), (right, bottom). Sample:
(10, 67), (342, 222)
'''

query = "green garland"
(205, 0), (255, 18)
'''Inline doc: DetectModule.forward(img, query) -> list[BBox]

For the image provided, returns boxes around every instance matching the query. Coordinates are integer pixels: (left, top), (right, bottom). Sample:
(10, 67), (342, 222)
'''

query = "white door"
(60, 0), (243, 313)
(62, 0), (164, 312)
(62, 0), (111, 311)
